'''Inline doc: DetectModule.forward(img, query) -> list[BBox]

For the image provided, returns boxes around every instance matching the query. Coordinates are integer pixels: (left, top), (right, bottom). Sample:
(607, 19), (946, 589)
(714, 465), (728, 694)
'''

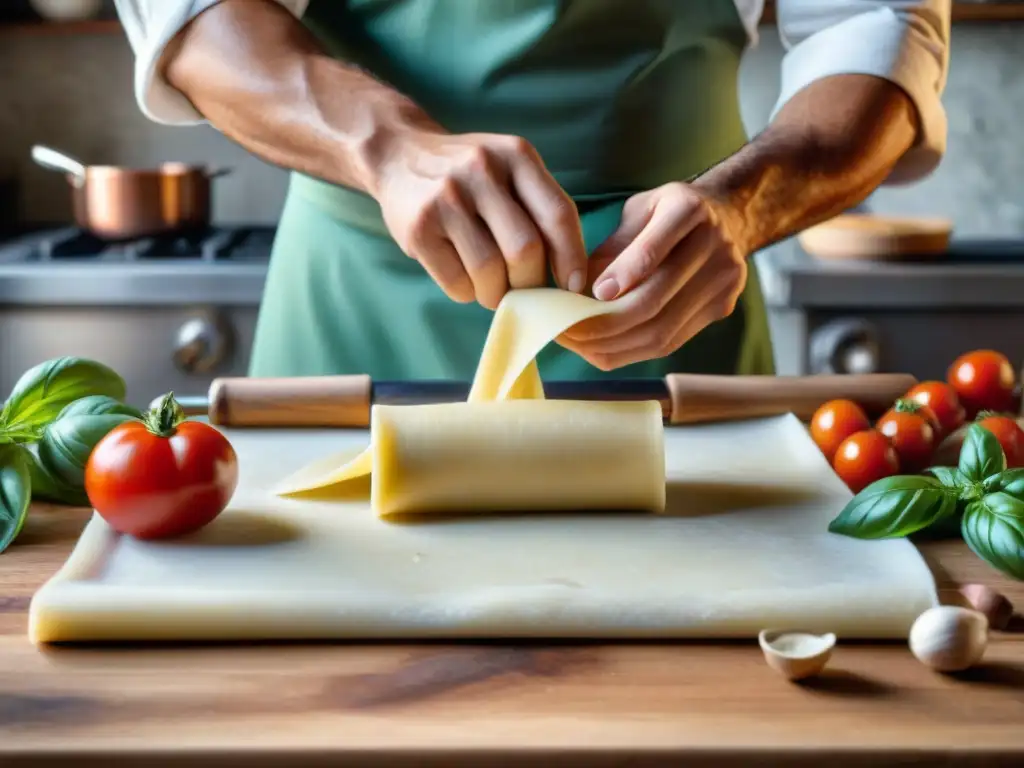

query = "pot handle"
(31, 145), (87, 185)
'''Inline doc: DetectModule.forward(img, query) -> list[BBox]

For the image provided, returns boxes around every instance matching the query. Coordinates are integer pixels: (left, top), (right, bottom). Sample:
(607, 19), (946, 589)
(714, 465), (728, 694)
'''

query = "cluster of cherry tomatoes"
(810, 350), (1024, 493)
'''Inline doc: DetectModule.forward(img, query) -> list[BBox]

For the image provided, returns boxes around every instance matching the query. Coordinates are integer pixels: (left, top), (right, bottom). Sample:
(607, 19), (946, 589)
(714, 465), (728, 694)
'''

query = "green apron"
(249, 0), (774, 381)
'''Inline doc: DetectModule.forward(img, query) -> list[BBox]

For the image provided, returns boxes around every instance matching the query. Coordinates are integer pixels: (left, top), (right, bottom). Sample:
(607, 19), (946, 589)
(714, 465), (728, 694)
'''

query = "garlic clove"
(758, 629), (836, 681)
(909, 605), (988, 673)
(958, 583), (1014, 631)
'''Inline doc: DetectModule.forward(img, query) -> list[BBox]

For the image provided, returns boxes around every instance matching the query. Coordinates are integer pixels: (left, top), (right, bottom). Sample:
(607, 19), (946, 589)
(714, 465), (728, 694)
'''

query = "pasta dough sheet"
(272, 288), (636, 517)
(27, 413), (939, 644)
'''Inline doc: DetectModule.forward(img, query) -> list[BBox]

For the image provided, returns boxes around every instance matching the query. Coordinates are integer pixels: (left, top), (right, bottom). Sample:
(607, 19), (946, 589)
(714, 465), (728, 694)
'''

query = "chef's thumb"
(592, 205), (681, 300)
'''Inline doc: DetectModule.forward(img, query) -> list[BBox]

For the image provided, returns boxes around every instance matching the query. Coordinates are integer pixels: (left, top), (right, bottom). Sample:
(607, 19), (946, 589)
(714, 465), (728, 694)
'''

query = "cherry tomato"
(904, 380), (965, 438)
(976, 414), (1024, 468)
(876, 399), (938, 472)
(832, 429), (900, 494)
(810, 399), (870, 462)
(85, 393), (239, 540)
(947, 350), (1017, 417)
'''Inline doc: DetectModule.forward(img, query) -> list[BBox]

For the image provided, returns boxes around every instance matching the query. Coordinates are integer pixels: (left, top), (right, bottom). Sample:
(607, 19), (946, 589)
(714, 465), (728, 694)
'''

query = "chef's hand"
(558, 182), (748, 370)
(373, 129), (588, 310)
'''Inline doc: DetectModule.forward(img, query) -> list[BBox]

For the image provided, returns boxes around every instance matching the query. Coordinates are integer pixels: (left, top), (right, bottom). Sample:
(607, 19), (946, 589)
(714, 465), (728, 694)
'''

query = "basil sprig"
(984, 468), (1024, 498)
(0, 445), (31, 554)
(828, 422), (1024, 581)
(0, 360), (135, 554)
(24, 442), (89, 507)
(827, 476), (958, 539)
(1, 357), (125, 436)
(958, 422), (1007, 483)
(963, 493), (1024, 580)
(38, 413), (140, 489)
(927, 466), (968, 489)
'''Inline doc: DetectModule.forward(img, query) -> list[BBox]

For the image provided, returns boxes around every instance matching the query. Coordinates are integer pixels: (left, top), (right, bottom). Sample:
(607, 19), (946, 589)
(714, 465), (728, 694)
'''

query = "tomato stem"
(143, 391), (186, 438)
(975, 410), (1005, 421)
(893, 398), (921, 414)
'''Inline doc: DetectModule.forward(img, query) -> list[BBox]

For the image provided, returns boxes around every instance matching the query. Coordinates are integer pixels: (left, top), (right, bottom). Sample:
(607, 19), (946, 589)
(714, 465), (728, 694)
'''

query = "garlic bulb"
(909, 606), (988, 672)
(959, 583), (1014, 631)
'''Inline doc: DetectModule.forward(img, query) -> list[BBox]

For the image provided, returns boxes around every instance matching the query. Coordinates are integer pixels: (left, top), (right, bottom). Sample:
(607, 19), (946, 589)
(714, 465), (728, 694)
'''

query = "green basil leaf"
(0, 429), (42, 444)
(962, 492), (1024, 581)
(0, 444), (32, 554)
(828, 475), (959, 539)
(926, 466), (967, 490)
(58, 395), (141, 420)
(983, 469), (1024, 501)
(37, 413), (136, 489)
(23, 443), (89, 507)
(1, 357), (126, 432)
(958, 423), (1006, 482)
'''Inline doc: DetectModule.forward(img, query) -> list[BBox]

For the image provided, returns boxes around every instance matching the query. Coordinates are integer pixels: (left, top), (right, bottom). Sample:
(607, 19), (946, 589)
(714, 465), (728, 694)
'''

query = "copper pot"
(32, 145), (230, 240)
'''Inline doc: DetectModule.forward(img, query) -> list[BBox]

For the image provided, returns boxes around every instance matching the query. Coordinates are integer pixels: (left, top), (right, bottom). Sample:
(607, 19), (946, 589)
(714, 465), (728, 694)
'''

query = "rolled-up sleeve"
(771, 0), (951, 185)
(112, 0), (309, 125)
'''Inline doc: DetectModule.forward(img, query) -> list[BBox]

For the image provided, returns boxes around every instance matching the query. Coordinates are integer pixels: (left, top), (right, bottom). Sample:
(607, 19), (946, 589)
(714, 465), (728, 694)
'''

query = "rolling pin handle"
(664, 373), (918, 425)
(207, 375), (372, 427)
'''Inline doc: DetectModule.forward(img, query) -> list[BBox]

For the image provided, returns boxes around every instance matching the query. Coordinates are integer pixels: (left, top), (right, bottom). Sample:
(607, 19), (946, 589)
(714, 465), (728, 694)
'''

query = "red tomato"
(832, 429), (900, 493)
(947, 350), (1017, 417)
(876, 399), (938, 472)
(904, 381), (965, 437)
(85, 393), (239, 540)
(976, 415), (1024, 468)
(810, 399), (870, 462)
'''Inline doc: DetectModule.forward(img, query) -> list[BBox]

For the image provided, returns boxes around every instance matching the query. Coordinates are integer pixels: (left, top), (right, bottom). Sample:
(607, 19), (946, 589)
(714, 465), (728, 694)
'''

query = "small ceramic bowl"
(758, 628), (836, 680)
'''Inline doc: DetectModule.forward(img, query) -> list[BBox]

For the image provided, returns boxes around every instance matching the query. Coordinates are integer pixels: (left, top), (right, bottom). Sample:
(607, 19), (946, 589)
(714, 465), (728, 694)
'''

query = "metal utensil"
(31, 145), (87, 186)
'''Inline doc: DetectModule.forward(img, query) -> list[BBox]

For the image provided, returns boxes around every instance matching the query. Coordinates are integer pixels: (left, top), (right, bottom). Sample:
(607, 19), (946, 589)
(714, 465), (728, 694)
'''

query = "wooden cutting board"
(27, 414), (938, 644)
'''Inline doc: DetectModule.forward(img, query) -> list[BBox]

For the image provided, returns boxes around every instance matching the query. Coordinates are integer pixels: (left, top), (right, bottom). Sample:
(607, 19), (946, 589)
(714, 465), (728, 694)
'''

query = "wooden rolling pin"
(167, 373), (918, 428)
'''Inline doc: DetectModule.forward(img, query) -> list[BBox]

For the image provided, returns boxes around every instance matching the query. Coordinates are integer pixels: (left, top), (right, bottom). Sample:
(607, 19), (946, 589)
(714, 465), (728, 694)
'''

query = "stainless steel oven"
(756, 239), (1024, 382)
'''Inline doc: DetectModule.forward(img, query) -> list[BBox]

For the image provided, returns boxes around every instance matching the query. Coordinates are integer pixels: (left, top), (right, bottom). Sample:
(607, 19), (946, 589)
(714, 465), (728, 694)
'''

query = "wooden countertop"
(1, 504), (1023, 767)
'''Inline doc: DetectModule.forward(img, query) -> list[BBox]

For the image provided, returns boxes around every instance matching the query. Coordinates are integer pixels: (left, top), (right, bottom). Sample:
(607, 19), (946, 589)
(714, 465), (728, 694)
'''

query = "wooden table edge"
(2, 746), (1024, 767)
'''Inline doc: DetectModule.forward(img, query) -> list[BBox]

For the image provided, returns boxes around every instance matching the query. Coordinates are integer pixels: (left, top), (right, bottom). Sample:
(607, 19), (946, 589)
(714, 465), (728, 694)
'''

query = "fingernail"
(567, 269), (585, 293)
(593, 278), (619, 301)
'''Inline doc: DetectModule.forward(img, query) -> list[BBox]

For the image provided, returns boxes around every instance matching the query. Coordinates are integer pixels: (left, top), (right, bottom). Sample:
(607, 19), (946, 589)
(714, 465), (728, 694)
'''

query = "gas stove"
(0, 226), (274, 306)
(0, 225), (275, 408)
(0, 226), (277, 264)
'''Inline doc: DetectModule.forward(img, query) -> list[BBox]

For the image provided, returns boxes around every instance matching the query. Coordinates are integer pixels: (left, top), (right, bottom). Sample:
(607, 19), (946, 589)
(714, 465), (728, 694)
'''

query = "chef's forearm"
(692, 73), (920, 256)
(158, 0), (435, 196)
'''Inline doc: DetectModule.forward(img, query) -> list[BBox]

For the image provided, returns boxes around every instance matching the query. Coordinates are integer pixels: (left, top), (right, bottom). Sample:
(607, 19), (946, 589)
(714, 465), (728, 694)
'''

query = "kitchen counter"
(2, 503), (1023, 767)
(756, 240), (1024, 310)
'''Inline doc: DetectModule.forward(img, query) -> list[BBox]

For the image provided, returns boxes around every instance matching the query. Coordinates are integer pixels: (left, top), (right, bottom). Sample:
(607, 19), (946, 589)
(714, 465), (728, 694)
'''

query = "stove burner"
(0, 226), (276, 263)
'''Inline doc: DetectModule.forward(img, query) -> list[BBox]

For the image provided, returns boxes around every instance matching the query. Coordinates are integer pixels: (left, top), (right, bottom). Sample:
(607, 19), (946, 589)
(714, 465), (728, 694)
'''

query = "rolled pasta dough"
(273, 288), (666, 518)
(372, 399), (665, 517)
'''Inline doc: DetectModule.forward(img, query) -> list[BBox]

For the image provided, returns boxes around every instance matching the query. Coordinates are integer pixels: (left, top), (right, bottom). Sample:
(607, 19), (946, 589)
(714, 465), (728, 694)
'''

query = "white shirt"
(112, 0), (950, 185)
